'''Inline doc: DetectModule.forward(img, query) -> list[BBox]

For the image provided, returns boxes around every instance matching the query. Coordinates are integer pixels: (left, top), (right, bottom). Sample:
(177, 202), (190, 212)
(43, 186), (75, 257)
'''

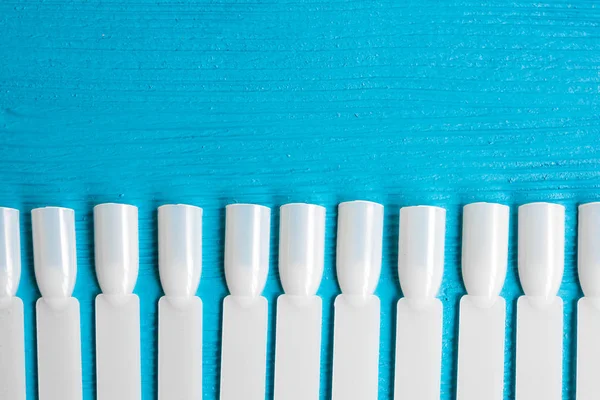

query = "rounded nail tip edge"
(280, 202), (326, 210)
(401, 204), (446, 212)
(337, 268), (380, 296)
(463, 202), (509, 211)
(93, 202), (138, 211)
(338, 200), (384, 213)
(226, 203), (271, 211)
(279, 266), (323, 296)
(32, 206), (75, 215)
(158, 203), (203, 212)
(224, 268), (268, 297)
(0, 206), (19, 215)
(518, 202), (565, 212)
(579, 202), (600, 210)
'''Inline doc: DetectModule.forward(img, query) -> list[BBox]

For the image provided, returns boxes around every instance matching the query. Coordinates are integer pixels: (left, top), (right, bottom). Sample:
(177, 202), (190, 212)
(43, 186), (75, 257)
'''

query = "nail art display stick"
(158, 204), (203, 400)
(0, 208), (25, 400)
(32, 207), (82, 400)
(220, 204), (271, 400)
(516, 202), (564, 400)
(395, 206), (446, 400)
(576, 202), (600, 400)
(457, 203), (509, 400)
(332, 201), (384, 400)
(274, 203), (325, 400)
(94, 203), (141, 400)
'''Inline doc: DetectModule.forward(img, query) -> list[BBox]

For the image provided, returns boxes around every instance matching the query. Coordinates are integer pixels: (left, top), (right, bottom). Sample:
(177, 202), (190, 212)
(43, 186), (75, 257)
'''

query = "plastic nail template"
(220, 204), (271, 400)
(395, 206), (446, 400)
(456, 203), (509, 400)
(94, 203), (141, 400)
(157, 204), (203, 400)
(516, 202), (564, 400)
(576, 202), (600, 400)
(274, 203), (325, 400)
(32, 207), (82, 400)
(332, 201), (384, 400)
(0, 207), (25, 400)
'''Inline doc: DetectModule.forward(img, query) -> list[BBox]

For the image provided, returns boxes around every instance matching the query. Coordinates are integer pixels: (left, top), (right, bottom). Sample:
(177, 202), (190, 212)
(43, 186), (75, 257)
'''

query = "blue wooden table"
(1, 1), (599, 398)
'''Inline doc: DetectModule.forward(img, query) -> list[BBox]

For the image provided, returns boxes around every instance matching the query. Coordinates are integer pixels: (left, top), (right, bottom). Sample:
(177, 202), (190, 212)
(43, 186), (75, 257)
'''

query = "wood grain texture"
(0, 0), (599, 398)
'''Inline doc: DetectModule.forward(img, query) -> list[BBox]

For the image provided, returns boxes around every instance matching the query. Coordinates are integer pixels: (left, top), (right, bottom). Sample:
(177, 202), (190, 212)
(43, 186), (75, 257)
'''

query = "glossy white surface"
(158, 204), (203, 299)
(0, 207), (20, 299)
(274, 203), (325, 400)
(158, 297), (203, 400)
(95, 295), (141, 400)
(336, 200), (383, 297)
(278, 203), (325, 296)
(398, 206), (446, 301)
(394, 298), (443, 400)
(220, 295), (268, 400)
(0, 208), (25, 400)
(456, 296), (506, 400)
(224, 204), (270, 297)
(32, 207), (77, 300)
(457, 202), (509, 400)
(576, 202), (600, 400)
(158, 204), (204, 399)
(332, 295), (380, 400)
(577, 297), (600, 400)
(94, 203), (139, 296)
(516, 296), (563, 400)
(462, 202), (509, 302)
(578, 202), (600, 297)
(0, 298), (25, 400)
(518, 202), (565, 300)
(36, 297), (82, 400)
(274, 295), (322, 400)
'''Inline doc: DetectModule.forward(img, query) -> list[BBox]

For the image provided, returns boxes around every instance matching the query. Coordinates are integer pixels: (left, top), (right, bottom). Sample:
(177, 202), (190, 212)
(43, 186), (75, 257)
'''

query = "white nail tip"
(225, 204), (271, 298)
(578, 202), (600, 298)
(462, 202), (509, 302)
(336, 201), (384, 297)
(518, 202), (565, 300)
(32, 207), (77, 299)
(398, 206), (446, 301)
(94, 203), (139, 296)
(0, 207), (20, 299)
(279, 203), (325, 297)
(158, 204), (203, 299)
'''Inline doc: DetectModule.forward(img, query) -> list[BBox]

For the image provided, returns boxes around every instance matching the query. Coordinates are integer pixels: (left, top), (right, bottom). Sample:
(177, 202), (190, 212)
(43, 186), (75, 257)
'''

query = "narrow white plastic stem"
(94, 203), (141, 400)
(457, 202), (509, 400)
(274, 203), (325, 400)
(395, 205), (446, 400)
(332, 200), (383, 400)
(220, 204), (270, 400)
(32, 206), (82, 400)
(158, 204), (203, 400)
(0, 207), (25, 400)
(516, 202), (564, 400)
(576, 202), (600, 400)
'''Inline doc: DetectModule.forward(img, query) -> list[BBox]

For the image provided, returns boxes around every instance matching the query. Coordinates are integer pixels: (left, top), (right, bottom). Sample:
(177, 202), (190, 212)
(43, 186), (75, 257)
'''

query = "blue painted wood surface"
(1, 0), (599, 398)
